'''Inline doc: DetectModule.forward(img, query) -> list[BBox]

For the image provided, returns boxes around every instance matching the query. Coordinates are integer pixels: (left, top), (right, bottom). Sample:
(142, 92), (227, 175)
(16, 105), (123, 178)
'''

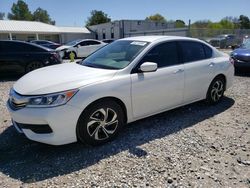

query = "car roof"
(79, 39), (102, 42)
(119, 35), (201, 43)
(0, 40), (53, 51)
(31, 40), (51, 42)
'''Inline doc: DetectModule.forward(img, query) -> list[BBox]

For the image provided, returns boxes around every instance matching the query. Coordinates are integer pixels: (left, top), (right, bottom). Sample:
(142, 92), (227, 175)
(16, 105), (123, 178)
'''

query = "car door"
(0, 42), (4, 72)
(179, 41), (215, 103)
(226, 35), (236, 46)
(87, 40), (104, 55)
(131, 41), (184, 118)
(76, 41), (89, 57)
(0, 41), (26, 73)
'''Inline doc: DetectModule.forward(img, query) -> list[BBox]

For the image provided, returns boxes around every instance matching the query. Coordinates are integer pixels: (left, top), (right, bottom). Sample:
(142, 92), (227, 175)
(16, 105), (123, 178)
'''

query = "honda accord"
(7, 36), (234, 145)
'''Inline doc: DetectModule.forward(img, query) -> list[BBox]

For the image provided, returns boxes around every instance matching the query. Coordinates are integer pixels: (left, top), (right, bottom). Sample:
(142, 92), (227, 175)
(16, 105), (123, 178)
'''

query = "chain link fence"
(124, 28), (249, 49)
(189, 29), (250, 48)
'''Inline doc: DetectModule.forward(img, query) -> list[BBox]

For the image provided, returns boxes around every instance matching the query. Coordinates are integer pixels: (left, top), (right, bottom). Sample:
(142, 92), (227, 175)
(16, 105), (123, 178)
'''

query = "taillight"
(229, 57), (234, 65)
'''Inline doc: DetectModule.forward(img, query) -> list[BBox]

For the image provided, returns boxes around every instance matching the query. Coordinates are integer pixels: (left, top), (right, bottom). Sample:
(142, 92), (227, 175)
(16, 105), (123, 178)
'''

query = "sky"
(1, 0), (249, 27)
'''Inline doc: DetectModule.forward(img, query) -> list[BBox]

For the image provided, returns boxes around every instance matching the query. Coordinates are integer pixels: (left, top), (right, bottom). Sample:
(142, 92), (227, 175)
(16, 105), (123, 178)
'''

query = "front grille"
(14, 122), (53, 134)
(234, 56), (250, 63)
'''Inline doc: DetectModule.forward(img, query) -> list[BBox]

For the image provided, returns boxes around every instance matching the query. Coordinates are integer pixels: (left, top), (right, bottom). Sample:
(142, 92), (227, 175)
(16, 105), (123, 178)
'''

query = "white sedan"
(56, 39), (106, 58)
(7, 36), (234, 145)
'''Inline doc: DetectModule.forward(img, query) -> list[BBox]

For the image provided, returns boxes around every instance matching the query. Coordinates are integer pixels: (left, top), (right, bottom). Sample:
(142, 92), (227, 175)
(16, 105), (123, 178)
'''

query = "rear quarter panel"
(213, 55), (234, 90)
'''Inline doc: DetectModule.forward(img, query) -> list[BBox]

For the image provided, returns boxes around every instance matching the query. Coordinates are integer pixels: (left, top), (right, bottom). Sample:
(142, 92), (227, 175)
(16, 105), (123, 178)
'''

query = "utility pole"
(188, 19), (191, 37)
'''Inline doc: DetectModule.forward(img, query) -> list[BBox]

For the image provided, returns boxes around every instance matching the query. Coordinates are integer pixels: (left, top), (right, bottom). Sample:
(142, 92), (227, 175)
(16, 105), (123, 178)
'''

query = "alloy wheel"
(211, 80), (224, 102)
(26, 62), (43, 72)
(87, 108), (118, 140)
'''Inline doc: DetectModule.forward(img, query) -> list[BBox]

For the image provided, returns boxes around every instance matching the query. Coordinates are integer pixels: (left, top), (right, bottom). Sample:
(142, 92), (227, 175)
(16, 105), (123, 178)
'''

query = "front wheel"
(206, 77), (225, 104)
(76, 100), (124, 146)
(25, 61), (44, 73)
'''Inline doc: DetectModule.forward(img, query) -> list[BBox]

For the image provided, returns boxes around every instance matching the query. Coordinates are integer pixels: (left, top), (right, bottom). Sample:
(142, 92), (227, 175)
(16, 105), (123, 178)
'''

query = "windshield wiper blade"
(83, 63), (97, 68)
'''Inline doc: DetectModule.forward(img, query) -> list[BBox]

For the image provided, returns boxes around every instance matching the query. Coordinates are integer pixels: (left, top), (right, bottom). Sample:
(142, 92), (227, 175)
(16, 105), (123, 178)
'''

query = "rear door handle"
(209, 62), (215, 67)
(173, 69), (184, 74)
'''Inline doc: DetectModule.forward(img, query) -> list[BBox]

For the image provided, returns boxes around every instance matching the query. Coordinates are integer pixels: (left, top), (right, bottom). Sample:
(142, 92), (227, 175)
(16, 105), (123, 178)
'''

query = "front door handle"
(173, 69), (184, 74)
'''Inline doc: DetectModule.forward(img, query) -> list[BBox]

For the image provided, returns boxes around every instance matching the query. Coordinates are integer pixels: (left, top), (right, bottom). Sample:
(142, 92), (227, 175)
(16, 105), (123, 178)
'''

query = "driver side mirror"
(139, 62), (158, 72)
(77, 45), (81, 48)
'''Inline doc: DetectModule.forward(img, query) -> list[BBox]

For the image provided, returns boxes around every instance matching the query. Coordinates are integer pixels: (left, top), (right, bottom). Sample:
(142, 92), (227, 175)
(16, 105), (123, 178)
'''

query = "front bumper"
(234, 60), (250, 69)
(7, 102), (83, 145)
(58, 50), (65, 58)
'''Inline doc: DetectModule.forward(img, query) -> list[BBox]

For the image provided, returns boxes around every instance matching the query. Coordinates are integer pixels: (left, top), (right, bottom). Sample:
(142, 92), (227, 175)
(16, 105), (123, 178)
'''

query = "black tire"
(206, 76), (225, 104)
(76, 100), (124, 146)
(25, 61), (44, 73)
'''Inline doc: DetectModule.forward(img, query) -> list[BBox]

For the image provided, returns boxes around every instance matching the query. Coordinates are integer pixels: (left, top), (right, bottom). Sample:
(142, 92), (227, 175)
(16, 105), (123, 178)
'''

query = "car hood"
(232, 48), (250, 62)
(56, 45), (72, 51)
(13, 63), (118, 95)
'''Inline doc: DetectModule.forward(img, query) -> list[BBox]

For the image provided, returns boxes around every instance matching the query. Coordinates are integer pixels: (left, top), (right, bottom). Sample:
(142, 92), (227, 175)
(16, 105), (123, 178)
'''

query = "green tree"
(207, 22), (223, 29)
(219, 19), (234, 29)
(239, 15), (250, 29)
(145, 13), (166, 22)
(8, 0), (32, 21)
(175, 19), (185, 28)
(0, 12), (5, 20)
(33, 7), (55, 25)
(86, 10), (111, 26)
(222, 16), (239, 29)
(191, 20), (211, 28)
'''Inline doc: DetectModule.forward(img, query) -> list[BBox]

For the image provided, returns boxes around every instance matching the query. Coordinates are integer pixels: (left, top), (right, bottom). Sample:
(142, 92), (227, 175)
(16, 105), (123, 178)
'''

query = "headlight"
(27, 89), (78, 108)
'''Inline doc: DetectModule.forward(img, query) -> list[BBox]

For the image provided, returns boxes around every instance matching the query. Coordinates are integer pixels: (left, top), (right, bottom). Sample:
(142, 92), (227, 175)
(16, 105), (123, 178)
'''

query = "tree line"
(191, 16), (250, 30)
(0, 0), (55, 25)
(1, 0), (250, 30)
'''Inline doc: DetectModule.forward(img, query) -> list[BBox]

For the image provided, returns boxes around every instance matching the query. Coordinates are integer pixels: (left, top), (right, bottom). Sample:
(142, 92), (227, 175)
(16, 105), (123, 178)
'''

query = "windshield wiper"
(83, 63), (98, 68)
(82, 61), (120, 70)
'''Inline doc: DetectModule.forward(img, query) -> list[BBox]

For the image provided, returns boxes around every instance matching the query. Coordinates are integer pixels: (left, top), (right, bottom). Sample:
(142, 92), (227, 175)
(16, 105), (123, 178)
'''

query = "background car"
(231, 38), (250, 71)
(101, 39), (115, 44)
(56, 39), (106, 59)
(0, 40), (62, 74)
(30, 40), (61, 49)
(209, 34), (237, 49)
(7, 36), (234, 146)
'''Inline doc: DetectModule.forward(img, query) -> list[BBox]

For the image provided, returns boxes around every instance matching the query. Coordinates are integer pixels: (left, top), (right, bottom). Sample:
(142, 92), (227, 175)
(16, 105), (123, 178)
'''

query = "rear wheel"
(25, 61), (44, 73)
(206, 76), (225, 104)
(76, 100), (124, 146)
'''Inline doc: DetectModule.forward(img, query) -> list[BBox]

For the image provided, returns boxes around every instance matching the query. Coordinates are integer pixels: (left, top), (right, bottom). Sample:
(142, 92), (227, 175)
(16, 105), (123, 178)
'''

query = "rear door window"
(1, 42), (15, 53)
(87, 40), (101, 45)
(179, 41), (206, 63)
(0, 42), (5, 52)
(203, 44), (213, 58)
(79, 41), (88, 46)
(11, 42), (44, 53)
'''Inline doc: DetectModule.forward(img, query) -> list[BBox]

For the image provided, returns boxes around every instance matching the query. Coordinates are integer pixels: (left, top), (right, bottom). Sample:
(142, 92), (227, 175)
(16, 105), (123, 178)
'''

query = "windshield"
(241, 39), (250, 49)
(81, 40), (149, 70)
(65, 39), (81, 46)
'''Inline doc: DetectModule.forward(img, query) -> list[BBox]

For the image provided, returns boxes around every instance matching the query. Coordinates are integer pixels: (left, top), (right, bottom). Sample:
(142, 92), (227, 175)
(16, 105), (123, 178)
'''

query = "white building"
(89, 20), (188, 40)
(0, 20), (94, 44)
(0, 20), (188, 44)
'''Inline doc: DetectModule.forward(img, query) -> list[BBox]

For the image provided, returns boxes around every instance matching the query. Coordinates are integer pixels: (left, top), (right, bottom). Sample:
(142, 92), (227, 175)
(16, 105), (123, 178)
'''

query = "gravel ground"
(0, 73), (249, 188)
